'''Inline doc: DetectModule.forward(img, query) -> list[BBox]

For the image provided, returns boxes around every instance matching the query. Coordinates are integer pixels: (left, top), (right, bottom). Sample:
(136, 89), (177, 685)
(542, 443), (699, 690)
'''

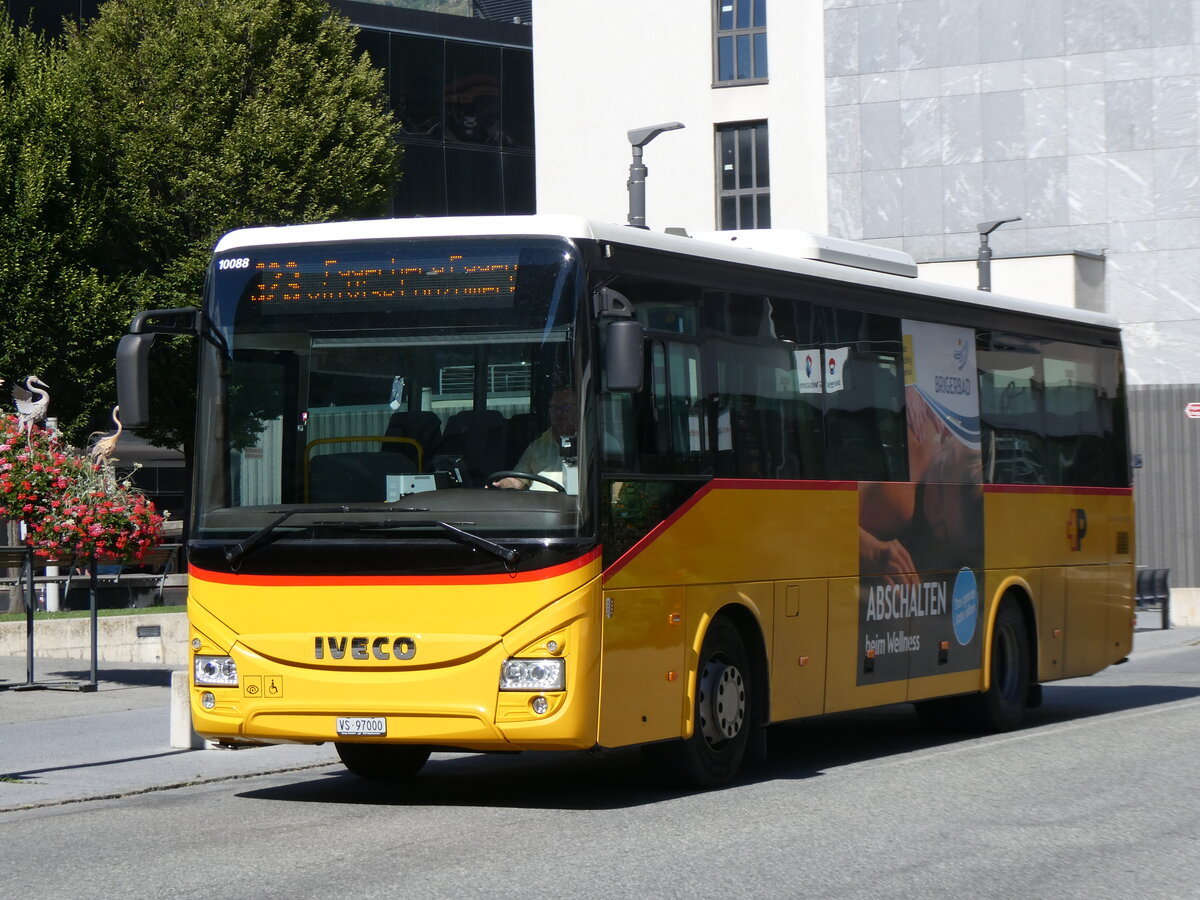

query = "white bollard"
(44, 565), (60, 612)
(169, 669), (205, 749)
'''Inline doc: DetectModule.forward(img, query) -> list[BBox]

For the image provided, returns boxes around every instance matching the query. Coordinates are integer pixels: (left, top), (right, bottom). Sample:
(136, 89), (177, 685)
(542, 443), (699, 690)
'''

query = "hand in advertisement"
(858, 527), (919, 587)
(905, 386), (948, 483)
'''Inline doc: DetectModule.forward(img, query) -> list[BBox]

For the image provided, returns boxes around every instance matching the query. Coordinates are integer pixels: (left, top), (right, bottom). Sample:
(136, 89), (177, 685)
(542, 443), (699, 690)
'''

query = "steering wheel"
(486, 470), (567, 492)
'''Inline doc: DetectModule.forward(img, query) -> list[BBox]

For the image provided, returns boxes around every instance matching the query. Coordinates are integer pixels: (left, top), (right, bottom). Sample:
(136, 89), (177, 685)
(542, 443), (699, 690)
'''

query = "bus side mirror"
(116, 332), (156, 428)
(605, 319), (644, 393)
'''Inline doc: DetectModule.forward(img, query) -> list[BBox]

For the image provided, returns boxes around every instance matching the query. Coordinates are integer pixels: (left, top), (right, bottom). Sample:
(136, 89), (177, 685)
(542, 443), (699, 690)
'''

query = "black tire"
(963, 599), (1031, 732)
(335, 743), (431, 781)
(661, 616), (753, 788)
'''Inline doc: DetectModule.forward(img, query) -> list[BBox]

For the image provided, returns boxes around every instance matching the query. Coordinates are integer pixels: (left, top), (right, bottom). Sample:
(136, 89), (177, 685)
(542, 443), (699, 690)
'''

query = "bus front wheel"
(662, 616), (752, 788)
(335, 742), (431, 781)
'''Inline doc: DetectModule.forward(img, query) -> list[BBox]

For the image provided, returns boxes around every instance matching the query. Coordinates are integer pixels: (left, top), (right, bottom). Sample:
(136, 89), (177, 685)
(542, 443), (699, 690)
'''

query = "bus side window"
(1042, 341), (1125, 487)
(711, 340), (803, 479)
(822, 310), (906, 483)
(705, 292), (809, 480)
(978, 333), (1047, 485)
(661, 341), (706, 464)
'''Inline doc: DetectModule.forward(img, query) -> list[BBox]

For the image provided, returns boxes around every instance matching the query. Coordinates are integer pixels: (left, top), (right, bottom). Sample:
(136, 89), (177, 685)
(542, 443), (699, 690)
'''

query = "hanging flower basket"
(0, 415), (165, 563)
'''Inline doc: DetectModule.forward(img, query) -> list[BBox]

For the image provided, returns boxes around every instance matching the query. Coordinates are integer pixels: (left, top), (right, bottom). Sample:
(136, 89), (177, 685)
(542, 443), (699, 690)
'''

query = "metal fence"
(1128, 384), (1200, 589)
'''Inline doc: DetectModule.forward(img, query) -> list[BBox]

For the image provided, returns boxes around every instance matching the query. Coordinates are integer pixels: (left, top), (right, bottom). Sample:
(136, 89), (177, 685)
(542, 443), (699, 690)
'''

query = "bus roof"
(214, 215), (1120, 333)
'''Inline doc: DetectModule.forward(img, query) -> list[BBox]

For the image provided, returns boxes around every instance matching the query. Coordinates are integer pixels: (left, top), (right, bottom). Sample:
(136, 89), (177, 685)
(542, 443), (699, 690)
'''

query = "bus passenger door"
(771, 580), (828, 721)
(598, 587), (686, 747)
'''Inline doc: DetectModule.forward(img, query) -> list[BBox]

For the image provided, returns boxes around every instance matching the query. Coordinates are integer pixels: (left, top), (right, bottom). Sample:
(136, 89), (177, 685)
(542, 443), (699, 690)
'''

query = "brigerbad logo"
(953, 337), (969, 370)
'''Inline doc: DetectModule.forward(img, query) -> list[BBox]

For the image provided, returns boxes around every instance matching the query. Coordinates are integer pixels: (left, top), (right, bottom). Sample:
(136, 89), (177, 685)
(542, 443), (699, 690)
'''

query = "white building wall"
(533, 0), (828, 232)
(919, 256), (1086, 310)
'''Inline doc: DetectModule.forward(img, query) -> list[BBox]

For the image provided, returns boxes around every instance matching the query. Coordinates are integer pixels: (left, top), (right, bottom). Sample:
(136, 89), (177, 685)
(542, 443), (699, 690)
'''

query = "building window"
(716, 122), (770, 229)
(355, 28), (535, 217)
(714, 0), (767, 85)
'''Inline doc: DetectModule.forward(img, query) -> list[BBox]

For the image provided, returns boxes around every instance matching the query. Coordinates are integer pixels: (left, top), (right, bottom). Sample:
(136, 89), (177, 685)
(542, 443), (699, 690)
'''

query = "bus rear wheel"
(914, 600), (1032, 733)
(662, 616), (752, 788)
(964, 599), (1031, 732)
(335, 742), (431, 781)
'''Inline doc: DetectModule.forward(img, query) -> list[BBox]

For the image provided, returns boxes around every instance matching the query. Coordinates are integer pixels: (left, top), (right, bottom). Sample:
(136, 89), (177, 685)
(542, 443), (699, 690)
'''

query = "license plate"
(336, 716), (386, 736)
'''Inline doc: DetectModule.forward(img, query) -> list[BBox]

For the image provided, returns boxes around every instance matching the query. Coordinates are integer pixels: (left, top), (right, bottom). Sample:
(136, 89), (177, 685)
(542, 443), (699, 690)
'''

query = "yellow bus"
(117, 216), (1133, 787)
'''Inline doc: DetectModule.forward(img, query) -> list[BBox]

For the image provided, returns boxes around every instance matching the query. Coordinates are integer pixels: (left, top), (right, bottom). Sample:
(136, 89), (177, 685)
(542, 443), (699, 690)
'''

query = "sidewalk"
(0, 654), (338, 813)
(2, 618), (1197, 814)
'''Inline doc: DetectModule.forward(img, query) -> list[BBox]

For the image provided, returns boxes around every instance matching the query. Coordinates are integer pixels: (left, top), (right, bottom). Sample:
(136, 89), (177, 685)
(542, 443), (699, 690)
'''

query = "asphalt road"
(2, 627), (1198, 899)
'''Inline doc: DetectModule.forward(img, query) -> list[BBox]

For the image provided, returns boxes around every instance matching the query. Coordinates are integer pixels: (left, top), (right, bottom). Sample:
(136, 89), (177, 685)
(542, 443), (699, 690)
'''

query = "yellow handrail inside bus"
(303, 435), (424, 502)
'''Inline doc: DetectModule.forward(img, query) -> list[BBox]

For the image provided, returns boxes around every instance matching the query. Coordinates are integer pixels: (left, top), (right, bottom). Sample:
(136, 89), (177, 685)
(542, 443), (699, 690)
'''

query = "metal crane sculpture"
(88, 405), (123, 465)
(13, 376), (49, 436)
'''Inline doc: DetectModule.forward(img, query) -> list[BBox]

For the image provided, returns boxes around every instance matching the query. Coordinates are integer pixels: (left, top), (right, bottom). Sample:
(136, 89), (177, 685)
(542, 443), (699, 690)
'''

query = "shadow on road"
(236, 678), (1200, 811)
(41, 666), (174, 689)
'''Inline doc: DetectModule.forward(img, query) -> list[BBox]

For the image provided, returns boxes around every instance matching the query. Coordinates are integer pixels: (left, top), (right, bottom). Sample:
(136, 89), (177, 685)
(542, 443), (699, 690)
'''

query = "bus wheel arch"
(915, 587), (1036, 732)
(999, 584), (1040, 696)
(715, 603), (770, 731)
(968, 591), (1033, 732)
(660, 607), (765, 787)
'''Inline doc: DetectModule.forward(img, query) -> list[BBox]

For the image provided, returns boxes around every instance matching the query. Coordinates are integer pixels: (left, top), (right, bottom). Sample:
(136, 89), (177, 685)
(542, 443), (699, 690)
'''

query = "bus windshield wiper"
(436, 520), (519, 568)
(225, 506), (428, 567)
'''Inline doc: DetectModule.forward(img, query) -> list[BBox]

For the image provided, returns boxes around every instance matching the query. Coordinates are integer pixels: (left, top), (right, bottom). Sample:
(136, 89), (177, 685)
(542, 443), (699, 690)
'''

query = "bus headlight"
(499, 657), (565, 691)
(194, 655), (238, 686)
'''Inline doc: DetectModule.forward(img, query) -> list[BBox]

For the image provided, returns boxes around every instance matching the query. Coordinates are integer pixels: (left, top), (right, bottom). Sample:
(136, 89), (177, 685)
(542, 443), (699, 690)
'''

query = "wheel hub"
(698, 658), (746, 747)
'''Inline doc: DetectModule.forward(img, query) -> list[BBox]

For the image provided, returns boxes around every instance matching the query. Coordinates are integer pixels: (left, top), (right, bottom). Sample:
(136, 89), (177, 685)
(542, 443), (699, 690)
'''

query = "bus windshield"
(192, 237), (591, 555)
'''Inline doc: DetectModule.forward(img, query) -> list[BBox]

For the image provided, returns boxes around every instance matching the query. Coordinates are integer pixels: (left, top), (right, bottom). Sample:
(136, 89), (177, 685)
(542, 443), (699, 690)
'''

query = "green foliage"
(0, 19), (134, 439)
(0, 605), (186, 623)
(62, 0), (400, 452)
(0, 0), (399, 453)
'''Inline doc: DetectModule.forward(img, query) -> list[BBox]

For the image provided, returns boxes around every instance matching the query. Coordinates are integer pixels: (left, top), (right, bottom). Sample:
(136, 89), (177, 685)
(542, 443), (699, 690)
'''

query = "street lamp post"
(627, 122), (684, 228)
(976, 217), (1022, 291)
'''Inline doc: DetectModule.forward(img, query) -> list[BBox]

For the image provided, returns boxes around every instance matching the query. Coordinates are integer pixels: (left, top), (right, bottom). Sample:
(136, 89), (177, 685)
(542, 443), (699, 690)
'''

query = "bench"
(0, 544), (183, 610)
(1135, 567), (1170, 630)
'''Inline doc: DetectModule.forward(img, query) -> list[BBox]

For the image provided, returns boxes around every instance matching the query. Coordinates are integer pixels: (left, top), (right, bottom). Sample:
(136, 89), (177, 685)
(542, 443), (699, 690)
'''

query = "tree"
(58, 0), (400, 454)
(0, 14), (133, 442)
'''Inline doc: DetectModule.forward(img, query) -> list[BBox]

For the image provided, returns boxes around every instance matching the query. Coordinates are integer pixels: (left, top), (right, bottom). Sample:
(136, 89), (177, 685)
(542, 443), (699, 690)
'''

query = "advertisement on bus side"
(857, 320), (984, 685)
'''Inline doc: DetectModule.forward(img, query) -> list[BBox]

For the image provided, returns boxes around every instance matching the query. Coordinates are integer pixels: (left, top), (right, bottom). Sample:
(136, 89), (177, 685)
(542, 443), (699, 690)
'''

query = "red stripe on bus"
(983, 484), (1132, 496)
(190, 547), (601, 588)
(602, 478), (857, 581)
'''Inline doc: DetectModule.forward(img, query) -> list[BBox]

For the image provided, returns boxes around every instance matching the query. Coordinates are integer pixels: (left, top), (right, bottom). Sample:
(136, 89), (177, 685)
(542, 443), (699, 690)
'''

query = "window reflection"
(445, 43), (502, 145)
(355, 27), (535, 216)
(393, 35), (445, 140)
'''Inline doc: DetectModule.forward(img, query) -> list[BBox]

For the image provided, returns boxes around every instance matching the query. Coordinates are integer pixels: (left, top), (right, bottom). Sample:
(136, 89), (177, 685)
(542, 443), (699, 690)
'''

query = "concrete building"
(5, 1), (535, 218)
(533, 0), (1200, 616)
(3, 0), (98, 31)
(337, 1), (535, 217)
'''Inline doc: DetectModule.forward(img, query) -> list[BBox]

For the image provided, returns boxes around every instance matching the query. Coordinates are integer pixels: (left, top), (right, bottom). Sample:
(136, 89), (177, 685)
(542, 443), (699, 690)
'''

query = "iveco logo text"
(314, 636), (417, 660)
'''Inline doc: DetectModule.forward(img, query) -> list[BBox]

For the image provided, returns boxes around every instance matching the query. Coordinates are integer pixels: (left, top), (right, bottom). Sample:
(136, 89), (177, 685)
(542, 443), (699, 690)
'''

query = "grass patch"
(0, 605), (185, 624)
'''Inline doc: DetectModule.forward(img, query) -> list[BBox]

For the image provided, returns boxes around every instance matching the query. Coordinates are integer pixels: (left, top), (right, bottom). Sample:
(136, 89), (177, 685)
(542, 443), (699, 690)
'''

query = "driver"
(492, 389), (576, 489)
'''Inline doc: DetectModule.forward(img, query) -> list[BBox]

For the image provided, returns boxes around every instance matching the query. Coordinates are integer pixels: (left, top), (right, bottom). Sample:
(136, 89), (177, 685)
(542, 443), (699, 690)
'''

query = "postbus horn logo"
(1067, 508), (1088, 551)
